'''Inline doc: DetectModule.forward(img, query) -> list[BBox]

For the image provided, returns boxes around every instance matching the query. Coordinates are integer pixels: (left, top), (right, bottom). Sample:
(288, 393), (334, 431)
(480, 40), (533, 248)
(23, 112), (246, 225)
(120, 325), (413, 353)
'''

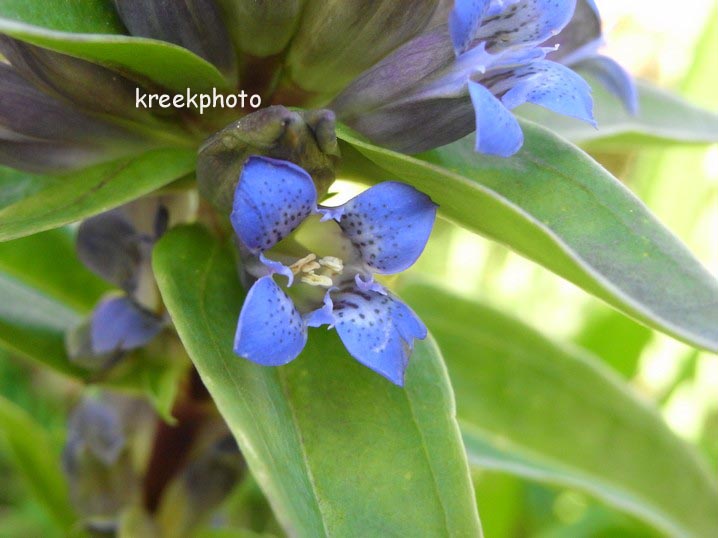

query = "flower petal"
(450, 0), (491, 55)
(575, 55), (638, 115)
(333, 288), (427, 386)
(473, 0), (576, 52)
(231, 156), (317, 254)
(543, 0), (602, 64)
(323, 182), (437, 274)
(234, 276), (306, 366)
(90, 296), (163, 354)
(77, 210), (145, 294)
(495, 60), (595, 125)
(468, 80), (524, 156)
(304, 289), (335, 328)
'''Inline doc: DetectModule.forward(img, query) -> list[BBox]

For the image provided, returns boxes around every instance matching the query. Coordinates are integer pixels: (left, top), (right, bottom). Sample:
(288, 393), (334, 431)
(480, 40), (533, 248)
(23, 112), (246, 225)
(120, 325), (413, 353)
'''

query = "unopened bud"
(197, 106), (340, 212)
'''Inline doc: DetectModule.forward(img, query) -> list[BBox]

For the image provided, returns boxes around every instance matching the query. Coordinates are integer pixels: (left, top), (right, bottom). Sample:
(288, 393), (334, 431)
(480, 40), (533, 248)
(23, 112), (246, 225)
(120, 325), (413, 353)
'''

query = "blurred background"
(407, 0), (718, 535)
(1, 1), (716, 536)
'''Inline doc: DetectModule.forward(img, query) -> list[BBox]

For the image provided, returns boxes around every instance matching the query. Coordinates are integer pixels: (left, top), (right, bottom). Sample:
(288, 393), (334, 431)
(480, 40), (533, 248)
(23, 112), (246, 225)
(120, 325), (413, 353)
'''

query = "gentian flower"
(231, 156), (437, 386)
(542, 0), (638, 113)
(333, 0), (597, 156)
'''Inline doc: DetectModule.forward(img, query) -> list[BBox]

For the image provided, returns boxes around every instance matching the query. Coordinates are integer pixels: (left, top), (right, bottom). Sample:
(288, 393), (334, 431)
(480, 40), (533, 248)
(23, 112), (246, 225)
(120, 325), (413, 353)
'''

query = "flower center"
(289, 253), (344, 288)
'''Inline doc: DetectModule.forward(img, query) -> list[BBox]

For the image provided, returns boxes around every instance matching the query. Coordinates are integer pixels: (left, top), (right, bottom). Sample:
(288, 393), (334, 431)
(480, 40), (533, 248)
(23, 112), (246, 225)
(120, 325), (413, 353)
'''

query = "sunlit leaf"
(0, 148), (196, 242)
(0, 393), (76, 531)
(337, 122), (718, 351)
(402, 283), (718, 538)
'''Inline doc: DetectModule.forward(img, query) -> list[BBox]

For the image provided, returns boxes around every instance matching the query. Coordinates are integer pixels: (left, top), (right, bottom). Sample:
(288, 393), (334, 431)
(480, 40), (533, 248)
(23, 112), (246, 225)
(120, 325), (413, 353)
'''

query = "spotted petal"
(234, 276), (307, 366)
(494, 60), (595, 125)
(450, 0), (491, 55)
(90, 296), (163, 354)
(231, 156), (317, 254)
(323, 182), (437, 274)
(468, 80), (524, 156)
(473, 0), (576, 52)
(333, 288), (427, 386)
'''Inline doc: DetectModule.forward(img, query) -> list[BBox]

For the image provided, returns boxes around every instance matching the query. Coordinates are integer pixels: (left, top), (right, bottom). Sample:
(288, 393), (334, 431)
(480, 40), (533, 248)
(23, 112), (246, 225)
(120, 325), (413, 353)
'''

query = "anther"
(300, 274), (334, 287)
(318, 256), (344, 274)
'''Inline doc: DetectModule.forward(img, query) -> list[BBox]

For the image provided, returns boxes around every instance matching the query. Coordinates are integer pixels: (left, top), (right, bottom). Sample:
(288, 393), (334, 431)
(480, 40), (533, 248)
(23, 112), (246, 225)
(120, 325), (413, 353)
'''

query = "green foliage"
(0, 393), (76, 532)
(0, 11), (229, 92)
(153, 225), (482, 537)
(337, 122), (718, 351)
(402, 283), (718, 538)
(0, 149), (196, 241)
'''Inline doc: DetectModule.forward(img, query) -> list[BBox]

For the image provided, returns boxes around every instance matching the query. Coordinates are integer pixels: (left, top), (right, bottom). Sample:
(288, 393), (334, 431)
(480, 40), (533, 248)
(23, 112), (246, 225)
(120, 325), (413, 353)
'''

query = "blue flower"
(333, 0), (597, 156)
(542, 0), (638, 114)
(231, 156), (437, 386)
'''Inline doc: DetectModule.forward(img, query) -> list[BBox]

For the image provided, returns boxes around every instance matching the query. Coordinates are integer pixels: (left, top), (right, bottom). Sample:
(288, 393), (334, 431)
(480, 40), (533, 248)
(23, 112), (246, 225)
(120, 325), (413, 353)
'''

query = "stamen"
(300, 273), (334, 287)
(301, 261), (321, 273)
(318, 256), (344, 274)
(289, 252), (344, 288)
(289, 253), (317, 274)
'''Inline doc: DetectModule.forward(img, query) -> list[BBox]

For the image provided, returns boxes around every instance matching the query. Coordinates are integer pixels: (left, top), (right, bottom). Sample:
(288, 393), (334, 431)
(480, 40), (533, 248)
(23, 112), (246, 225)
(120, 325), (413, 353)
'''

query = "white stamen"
(301, 261), (321, 273)
(318, 256), (344, 274)
(289, 253), (317, 274)
(300, 273), (334, 287)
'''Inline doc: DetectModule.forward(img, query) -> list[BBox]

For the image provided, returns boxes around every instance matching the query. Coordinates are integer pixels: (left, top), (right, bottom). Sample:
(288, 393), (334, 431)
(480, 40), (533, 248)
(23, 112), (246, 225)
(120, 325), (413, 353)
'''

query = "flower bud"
(0, 36), (155, 121)
(197, 105), (340, 212)
(62, 396), (140, 526)
(113, 0), (237, 79)
(331, 30), (474, 153)
(284, 0), (447, 97)
(215, 0), (305, 57)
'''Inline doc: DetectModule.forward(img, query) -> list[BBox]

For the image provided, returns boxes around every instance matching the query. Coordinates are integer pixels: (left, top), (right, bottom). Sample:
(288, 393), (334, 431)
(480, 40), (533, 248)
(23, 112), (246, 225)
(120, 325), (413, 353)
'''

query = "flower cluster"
(231, 157), (437, 386)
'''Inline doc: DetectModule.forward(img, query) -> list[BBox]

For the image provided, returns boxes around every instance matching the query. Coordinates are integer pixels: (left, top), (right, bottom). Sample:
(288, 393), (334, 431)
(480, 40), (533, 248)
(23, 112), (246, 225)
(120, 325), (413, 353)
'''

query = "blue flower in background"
(333, 0), (599, 156)
(232, 156), (437, 386)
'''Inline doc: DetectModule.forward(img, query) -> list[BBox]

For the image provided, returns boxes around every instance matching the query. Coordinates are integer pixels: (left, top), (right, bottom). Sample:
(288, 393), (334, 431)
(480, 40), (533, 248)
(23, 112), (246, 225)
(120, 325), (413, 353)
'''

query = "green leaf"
(0, 17), (229, 93)
(0, 0), (124, 33)
(153, 225), (482, 537)
(0, 229), (98, 377)
(402, 283), (718, 538)
(337, 122), (718, 351)
(0, 148), (196, 242)
(519, 79), (718, 148)
(0, 393), (76, 531)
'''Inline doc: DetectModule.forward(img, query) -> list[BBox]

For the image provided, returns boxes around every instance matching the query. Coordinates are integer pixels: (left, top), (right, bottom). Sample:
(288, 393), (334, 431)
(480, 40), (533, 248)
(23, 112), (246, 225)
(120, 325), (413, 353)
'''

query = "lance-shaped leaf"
(0, 392), (77, 532)
(113, 0), (236, 79)
(0, 229), (105, 377)
(0, 148), (196, 242)
(0, 17), (229, 92)
(337, 121), (718, 351)
(401, 283), (718, 538)
(153, 224), (482, 537)
(0, 0), (123, 33)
